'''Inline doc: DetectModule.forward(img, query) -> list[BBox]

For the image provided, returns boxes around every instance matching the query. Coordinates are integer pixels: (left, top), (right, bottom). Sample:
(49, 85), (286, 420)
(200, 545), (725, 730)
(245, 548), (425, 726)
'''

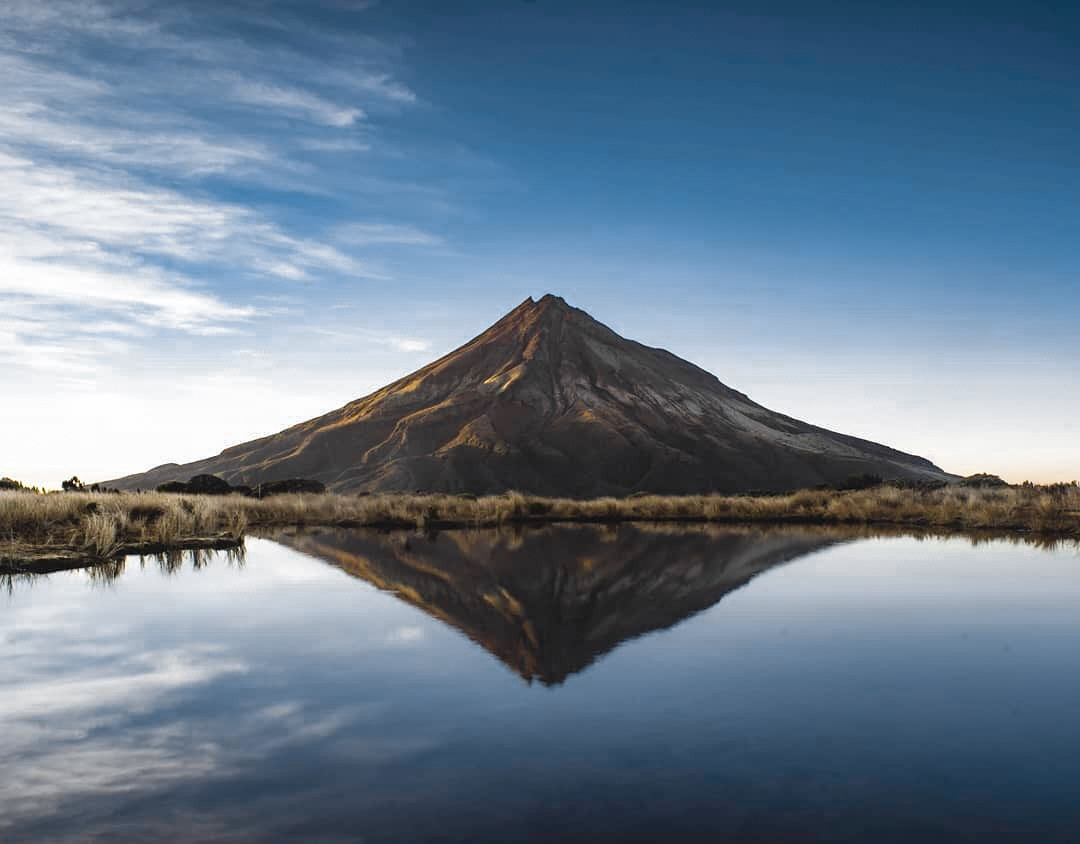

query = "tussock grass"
(0, 490), (245, 567)
(3, 483), (1079, 572)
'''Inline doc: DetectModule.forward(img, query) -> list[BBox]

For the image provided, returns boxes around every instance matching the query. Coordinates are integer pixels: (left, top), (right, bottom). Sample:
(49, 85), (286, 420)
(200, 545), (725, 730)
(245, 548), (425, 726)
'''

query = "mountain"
(104, 294), (951, 495)
(274, 524), (839, 685)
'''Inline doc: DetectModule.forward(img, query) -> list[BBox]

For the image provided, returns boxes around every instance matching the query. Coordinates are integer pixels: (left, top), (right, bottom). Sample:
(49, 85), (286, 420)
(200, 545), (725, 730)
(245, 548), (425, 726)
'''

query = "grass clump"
(0, 490), (247, 569)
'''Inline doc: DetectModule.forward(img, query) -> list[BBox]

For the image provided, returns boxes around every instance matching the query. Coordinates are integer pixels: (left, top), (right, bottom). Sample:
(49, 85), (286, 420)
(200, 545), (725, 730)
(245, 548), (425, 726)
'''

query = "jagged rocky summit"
(104, 294), (951, 495)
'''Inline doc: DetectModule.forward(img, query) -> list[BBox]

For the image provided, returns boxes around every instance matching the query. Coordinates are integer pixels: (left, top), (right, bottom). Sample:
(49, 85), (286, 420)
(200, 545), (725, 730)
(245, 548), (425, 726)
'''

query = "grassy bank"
(0, 491), (248, 570)
(2, 483), (1079, 572)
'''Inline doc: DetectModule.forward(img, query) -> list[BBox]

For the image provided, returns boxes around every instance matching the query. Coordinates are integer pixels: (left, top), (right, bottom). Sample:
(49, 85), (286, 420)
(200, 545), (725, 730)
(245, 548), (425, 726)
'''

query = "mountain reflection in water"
(6, 530), (1080, 842)
(271, 524), (837, 685)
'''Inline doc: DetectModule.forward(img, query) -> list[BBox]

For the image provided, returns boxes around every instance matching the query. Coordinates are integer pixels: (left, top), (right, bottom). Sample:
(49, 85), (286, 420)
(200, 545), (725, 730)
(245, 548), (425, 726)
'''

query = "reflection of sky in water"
(2, 535), (1080, 842)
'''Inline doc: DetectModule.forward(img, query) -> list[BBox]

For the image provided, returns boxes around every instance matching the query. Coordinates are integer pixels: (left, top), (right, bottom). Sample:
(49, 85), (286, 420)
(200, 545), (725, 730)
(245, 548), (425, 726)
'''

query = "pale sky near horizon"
(1, 0), (1077, 490)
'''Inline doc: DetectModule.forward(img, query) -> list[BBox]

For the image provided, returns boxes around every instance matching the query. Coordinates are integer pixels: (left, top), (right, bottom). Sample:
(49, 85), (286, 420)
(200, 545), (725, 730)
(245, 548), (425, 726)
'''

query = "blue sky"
(1, 0), (1077, 488)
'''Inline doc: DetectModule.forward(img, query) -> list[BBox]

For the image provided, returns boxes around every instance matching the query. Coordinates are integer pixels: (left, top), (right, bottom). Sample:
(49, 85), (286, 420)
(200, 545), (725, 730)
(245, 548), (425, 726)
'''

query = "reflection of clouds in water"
(0, 546), (447, 838)
(246, 699), (392, 750)
(0, 644), (420, 835)
(3, 599), (128, 641)
(2, 724), (223, 825)
(0, 646), (247, 721)
(0, 577), (247, 830)
(2, 689), (442, 839)
(0, 647), (244, 828)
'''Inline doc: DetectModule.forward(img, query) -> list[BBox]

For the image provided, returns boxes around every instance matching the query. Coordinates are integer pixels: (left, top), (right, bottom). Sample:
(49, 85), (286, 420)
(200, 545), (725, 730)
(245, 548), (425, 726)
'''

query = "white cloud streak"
(336, 222), (444, 247)
(0, 102), (275, 176)
(0, 0), (423, 389)
(313, 326), (431, 353)
(229, 79), (365, 127)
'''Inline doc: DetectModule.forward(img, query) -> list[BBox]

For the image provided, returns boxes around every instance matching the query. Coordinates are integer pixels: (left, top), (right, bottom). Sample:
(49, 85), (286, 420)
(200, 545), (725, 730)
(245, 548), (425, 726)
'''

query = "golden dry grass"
(0, 490), (246, 564)
(2, 483), (1079, 570)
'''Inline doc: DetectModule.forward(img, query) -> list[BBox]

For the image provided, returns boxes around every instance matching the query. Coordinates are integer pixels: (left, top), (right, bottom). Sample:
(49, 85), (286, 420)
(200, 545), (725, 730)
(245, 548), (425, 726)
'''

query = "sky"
(1, 0), (1076, 489)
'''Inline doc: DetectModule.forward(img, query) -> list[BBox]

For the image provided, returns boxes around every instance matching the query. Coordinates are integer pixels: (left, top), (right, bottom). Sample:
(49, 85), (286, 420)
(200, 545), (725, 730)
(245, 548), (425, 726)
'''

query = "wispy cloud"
(313, 326), (431, 353)
(0, 102), (275, 177)
(388, 337), (432, 353)
(333, 70), (418, 104)
(336, 222), (444, 247)
(229, 79), (365, 127)
(300, 137), (374, 154)
(0, 0), (424, 387)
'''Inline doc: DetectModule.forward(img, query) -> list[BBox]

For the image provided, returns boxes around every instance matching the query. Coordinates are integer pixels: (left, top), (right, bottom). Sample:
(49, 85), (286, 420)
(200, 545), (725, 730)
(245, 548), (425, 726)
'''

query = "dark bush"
(184, 475), (234, 495)
(254, 479), (327, 498)
(154, 475), (324, 497)
(156, 481), (189, 494)
(825, 474), (883, 491)
(960, 473), (1009, 489)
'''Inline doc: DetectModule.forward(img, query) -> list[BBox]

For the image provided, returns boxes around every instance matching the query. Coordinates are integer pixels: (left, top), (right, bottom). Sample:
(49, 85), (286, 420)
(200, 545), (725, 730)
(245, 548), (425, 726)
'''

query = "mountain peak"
(490, 293), (589, 347)
(518, 292), (569, 307)
(536, 292), (569, 308)
(506, 293), (573, 321)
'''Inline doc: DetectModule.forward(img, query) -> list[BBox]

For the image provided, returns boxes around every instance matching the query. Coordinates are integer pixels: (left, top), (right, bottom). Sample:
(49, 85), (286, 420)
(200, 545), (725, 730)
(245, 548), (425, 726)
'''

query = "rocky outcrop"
(106, 294), (952, 495)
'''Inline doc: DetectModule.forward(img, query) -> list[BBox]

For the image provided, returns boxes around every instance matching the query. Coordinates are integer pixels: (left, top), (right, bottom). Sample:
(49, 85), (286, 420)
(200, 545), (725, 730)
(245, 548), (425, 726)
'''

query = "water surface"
(3, 526), (1079, 842)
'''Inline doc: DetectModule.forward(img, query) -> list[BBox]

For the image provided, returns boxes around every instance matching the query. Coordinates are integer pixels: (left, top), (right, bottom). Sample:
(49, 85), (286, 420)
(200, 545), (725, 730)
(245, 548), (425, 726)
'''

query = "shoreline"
(1, 536), (245, 575)
(3, 484), (1078, 575)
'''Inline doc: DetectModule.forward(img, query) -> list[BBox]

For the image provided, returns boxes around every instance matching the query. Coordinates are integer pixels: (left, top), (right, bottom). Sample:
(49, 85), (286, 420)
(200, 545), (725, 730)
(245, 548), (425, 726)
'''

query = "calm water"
(3, 526), (1080, 843)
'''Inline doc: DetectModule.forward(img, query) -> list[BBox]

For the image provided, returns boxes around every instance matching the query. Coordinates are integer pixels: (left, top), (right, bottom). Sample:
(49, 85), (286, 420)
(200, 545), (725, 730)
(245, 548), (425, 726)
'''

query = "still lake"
(3, 525), (1080, 843)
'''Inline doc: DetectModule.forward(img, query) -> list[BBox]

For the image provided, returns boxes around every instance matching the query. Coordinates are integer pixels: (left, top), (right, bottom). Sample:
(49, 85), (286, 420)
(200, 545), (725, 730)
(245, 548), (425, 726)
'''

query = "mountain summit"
(106, 294), (950, 494)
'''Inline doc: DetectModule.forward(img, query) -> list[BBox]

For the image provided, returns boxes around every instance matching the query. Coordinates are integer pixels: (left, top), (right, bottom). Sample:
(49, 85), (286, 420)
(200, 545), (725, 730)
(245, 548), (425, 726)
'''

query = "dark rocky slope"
(105, 294), (951, 495)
